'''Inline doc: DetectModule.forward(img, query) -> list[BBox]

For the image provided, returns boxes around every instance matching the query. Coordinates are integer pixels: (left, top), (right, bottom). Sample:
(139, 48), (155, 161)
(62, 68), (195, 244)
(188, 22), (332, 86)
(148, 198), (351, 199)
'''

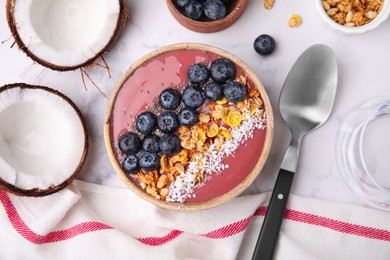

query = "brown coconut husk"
(0, 83), (89, 197)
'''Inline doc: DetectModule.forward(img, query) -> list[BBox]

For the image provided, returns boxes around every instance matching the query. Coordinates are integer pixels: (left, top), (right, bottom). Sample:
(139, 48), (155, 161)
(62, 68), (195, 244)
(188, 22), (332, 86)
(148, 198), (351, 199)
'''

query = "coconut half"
(0, 84), (88, 196)
(6, 0), (125, 71)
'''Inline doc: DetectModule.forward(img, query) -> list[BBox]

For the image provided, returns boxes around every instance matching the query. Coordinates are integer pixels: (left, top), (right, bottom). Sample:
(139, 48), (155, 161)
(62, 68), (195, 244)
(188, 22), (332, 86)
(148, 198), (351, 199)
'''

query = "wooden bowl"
(166, 0), (248, 33)
(104, 43), (274, 211)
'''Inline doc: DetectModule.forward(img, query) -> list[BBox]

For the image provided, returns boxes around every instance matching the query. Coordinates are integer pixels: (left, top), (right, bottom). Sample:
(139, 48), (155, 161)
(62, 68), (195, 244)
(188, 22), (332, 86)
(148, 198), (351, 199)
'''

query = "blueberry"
(224, 80), (246, 103)
(118, 132), (141, 155)
(184, 0), (204, 20)
(138, 152), (160, 171)
(203, 0), (227, 20)
(159, 88), (182, 111)
(204, 82), (223, 101)
(182, 85), (205, 109)
(176, 0), (190, 8)
(254, 34), (276, 56)
(210, 58), (236, 83)
(142, 134), (161, 153)
(187, 63), (210, 85)
(159, 134), (181, 155)
(122, 155), (139, 174)
(157, 111), (180, 133)
(135, 111), (156, 134)
(178, 108), (199, 126)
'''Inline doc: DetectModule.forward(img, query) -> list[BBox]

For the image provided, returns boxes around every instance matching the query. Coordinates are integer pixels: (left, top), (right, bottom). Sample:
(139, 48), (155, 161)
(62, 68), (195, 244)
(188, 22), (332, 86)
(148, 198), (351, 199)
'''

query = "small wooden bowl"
(166, 0), (248, 33)
(104, 43), (273, 211)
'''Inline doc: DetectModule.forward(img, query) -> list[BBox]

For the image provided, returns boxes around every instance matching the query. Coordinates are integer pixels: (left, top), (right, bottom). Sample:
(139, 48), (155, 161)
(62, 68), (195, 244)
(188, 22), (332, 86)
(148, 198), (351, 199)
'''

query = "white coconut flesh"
(0, 87), (86, 191)
(13, 0), (120, 68)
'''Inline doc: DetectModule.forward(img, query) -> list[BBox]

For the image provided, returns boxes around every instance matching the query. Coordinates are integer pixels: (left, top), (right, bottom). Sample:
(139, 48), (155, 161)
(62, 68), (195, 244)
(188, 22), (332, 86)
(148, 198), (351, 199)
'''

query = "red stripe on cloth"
(1, 190), (390, 246)
(202, 216), (252, 239)
(136, 230), (183, 246)
(0, 191), (113, 244)
(284, 209), (390, 242)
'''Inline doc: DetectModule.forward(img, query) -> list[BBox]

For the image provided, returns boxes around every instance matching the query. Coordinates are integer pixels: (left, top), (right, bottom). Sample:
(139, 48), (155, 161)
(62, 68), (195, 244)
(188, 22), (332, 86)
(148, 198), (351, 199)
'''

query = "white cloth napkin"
(0, 180), (389, 260)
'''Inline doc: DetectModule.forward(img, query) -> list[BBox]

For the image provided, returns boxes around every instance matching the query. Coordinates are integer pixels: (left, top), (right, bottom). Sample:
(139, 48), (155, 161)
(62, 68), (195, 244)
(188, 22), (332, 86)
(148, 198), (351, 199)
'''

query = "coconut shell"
(5, 0), (126, 71)
(0, 83), (89, 197)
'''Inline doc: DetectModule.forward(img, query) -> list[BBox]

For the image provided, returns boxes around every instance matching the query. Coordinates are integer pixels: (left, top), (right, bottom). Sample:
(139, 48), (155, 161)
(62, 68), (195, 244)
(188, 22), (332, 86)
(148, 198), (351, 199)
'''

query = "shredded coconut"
(166, 109), (267, 203)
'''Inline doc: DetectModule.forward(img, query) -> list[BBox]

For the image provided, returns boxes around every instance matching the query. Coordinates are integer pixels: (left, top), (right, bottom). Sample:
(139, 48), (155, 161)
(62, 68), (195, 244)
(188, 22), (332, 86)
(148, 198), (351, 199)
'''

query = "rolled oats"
(159, 188), (169, 197)
(346, 10), (354, 22)
(146, 187), (158, 196)
(323, 0), (331, 10)
(366, 10), (377, 19)
(199, 113), (210, 123)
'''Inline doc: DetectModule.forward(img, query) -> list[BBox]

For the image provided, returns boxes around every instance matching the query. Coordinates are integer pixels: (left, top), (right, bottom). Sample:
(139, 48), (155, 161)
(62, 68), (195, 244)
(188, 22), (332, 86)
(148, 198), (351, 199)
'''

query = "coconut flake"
(166, 109), (267, 202)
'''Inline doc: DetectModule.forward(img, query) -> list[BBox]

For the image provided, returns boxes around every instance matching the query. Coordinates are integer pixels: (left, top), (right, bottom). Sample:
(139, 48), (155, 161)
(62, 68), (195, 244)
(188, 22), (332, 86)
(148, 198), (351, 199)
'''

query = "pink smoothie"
(110, 49), (268, 203)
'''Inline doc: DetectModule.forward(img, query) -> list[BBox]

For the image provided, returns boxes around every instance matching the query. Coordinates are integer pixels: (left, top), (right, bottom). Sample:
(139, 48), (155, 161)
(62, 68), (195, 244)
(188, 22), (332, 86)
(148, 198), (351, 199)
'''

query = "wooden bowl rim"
(166, 0), (249, 33)
(104, 43), (274, 211)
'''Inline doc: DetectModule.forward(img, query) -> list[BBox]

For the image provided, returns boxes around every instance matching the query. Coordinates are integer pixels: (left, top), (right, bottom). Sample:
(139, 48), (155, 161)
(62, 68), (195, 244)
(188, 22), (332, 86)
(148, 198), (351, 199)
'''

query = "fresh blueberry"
(138, 152), (160, 171)
(142, 134), (161, 153)
(118, 132), (141, 155)
(204, 82), (223, 101)
(220, 0), (230, 4)
(159, 88), (182, 111)
(210, 58), (236, 83)
(135, 111), (156, 134)
(224, 80), (246, 103)
(182, 85), (205, 109)
(159, 134), (181, 155)
(184, 0), (204, 20)
(176, 0), (190, 8)
(203, 0), (227, 20)
(187, 63), (210, 85)
(157, 111), (180, 133)
(178, 108), (199, 126)
(254, 34), (276, 56)
(122, 155), (139, 174)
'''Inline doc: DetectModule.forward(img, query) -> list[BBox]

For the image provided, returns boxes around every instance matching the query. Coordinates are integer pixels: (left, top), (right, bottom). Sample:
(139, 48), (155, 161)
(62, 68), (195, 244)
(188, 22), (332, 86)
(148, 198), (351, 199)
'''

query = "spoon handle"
(252, 169), (295, 260)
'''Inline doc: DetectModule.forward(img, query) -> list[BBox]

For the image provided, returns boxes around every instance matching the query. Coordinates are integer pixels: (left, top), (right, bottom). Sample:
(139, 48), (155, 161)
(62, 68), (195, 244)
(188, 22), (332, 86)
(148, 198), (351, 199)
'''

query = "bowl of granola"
(104, 43), (273, 211)
(316, 0), (390, 34)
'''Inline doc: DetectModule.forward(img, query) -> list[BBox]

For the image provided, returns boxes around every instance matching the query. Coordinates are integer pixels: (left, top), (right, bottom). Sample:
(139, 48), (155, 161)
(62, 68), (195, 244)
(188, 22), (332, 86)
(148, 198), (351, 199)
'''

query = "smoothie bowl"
(104, 43), (273, 211)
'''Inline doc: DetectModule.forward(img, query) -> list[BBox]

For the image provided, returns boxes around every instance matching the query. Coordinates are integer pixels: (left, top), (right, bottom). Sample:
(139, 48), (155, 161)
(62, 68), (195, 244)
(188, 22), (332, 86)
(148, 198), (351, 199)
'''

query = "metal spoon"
(252, 44), (338, 260)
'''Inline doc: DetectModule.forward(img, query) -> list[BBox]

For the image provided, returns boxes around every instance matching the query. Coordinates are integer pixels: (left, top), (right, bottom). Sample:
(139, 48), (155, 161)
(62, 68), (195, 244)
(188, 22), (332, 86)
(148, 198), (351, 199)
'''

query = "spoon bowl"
(280, 46), (338, 136)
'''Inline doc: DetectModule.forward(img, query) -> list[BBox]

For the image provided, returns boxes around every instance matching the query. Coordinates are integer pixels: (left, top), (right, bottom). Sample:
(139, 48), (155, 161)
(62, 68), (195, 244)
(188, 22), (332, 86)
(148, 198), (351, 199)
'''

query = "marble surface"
(1, 0), (390, 210)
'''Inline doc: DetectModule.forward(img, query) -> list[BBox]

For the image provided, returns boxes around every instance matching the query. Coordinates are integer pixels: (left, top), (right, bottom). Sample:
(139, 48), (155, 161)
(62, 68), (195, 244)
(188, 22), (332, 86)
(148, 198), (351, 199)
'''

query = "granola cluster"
(288, 14), (302, 28)
(322, 0), (384, 27)
(135, 76), (264, 201)
(264, 0), (276, 9)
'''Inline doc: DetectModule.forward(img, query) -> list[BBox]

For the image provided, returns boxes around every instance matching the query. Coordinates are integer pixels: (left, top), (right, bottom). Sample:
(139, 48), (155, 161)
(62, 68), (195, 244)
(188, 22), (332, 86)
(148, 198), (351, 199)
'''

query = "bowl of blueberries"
(104, 43), (273, 211)
(166, 0), (248, 33)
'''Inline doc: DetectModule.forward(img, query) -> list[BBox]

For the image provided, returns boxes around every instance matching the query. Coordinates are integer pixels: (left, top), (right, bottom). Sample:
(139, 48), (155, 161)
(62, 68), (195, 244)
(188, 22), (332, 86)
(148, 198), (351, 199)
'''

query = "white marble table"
(1, 0), (389, 210)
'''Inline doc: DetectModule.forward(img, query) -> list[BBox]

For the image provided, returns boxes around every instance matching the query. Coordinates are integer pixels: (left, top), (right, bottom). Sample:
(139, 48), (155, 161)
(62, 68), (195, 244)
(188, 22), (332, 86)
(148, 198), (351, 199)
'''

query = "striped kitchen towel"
(0, 180), (389, 259)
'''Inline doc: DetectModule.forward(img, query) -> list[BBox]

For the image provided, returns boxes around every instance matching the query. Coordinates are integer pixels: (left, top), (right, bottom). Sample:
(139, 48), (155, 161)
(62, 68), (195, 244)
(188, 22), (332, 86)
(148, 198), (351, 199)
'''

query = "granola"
(288, 14), (302, 28)
(135, 81), (266, 202)
(264, 0), (275, 9)
(322, 0), (384, 26)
